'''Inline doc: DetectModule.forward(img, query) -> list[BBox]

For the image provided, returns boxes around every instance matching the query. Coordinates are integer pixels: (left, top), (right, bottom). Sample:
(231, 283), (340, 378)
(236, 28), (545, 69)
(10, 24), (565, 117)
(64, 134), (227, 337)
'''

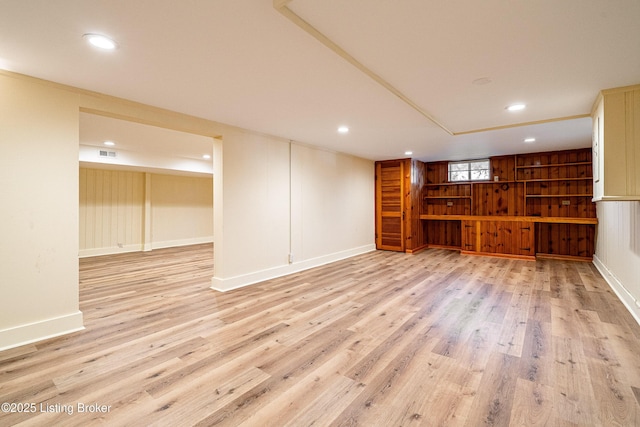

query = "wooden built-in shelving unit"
(376, 147), (598, 261)
(420, 148), (597, 260)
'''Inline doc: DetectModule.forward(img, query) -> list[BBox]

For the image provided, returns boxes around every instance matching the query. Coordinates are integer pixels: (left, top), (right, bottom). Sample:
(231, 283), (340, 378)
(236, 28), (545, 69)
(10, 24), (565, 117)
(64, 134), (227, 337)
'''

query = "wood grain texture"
(422, 148), (596, 259)
(407, 159), (428, 253)
(375, 160), (405, 251)
(1, 243), (640, 426)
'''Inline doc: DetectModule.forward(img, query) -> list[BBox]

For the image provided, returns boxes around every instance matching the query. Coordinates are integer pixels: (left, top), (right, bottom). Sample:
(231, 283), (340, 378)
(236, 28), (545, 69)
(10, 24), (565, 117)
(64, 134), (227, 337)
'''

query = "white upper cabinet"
(592, 84), (640, 201)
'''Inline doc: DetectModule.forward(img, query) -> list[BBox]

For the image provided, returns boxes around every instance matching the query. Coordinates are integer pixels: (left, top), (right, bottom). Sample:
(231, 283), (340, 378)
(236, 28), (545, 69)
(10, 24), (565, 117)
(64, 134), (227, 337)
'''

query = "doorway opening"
(78, 111), (219, 278)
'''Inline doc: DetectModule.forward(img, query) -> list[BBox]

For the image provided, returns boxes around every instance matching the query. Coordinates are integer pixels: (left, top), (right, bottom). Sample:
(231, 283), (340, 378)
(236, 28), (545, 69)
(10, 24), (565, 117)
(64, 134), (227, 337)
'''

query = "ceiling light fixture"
(524, 138), (536, 143)
(405, 151), (413, 156)
(202, 154), (211, 160)
(103, 141), (115, 146)
(337, 126), (349, 134)
(506, 103), (526, 112)
(83, 33), (117, 50)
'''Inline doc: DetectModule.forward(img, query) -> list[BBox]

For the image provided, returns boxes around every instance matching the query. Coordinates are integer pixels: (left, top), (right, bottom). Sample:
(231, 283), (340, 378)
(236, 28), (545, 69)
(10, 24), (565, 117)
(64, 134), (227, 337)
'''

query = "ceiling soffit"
(274, 0), (592, 135)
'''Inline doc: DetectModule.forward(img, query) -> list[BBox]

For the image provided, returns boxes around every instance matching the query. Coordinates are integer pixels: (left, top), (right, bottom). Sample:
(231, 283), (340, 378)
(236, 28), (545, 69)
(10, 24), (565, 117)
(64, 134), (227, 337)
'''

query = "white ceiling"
(1, 0), (639, 163)
(78, 113), (214, 176)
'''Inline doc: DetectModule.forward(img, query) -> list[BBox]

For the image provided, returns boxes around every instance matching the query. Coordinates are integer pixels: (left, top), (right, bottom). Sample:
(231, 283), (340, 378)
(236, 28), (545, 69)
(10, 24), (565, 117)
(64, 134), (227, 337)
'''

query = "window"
(448, 159), (490, 182)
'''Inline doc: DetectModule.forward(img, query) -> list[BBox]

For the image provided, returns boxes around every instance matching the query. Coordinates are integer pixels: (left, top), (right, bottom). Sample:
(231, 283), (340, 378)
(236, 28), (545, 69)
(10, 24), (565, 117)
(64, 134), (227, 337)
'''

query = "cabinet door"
(462, 220), (478, 252)
(479, 220), (534, 256)
(375, 161), (405, 251)
(517, 222), (534, 256)
(496, 221), (534, 256)
(593, 85), (640, 200)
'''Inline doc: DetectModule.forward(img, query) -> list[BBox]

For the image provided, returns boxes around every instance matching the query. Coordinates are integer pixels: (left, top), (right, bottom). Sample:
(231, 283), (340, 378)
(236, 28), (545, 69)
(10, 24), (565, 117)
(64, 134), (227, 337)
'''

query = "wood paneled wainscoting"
(2, 244), (640, 426)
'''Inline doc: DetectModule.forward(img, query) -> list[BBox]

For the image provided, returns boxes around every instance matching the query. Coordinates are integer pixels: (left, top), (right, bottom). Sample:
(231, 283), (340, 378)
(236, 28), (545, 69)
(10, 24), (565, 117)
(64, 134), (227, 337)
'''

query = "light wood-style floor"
(2, 244), (640, 426)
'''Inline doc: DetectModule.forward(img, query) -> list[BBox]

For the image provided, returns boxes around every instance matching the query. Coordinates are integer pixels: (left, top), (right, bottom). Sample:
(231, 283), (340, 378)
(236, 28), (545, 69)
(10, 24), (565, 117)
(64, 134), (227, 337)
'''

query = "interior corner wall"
(0, 70), (376, 348)
(79, 168), (213, 256)
(211, 129), (291, 291)
(79, 168), (145, 256)
(0, 73), (84, 351)
(212, 132), (375, 291)
(593, 201), (640, 324)
(290, 143), (375, 263)
(150, 173), (213, 249)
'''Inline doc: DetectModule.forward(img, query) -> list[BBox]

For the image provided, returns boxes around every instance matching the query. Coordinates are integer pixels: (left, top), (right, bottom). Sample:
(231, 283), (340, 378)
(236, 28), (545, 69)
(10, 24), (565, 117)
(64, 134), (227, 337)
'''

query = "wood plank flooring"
(2, 244), (640, 426)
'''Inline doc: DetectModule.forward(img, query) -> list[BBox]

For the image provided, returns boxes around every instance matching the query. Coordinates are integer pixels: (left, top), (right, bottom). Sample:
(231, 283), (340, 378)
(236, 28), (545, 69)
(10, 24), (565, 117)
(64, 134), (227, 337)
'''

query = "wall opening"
(78, 111), (218, 274)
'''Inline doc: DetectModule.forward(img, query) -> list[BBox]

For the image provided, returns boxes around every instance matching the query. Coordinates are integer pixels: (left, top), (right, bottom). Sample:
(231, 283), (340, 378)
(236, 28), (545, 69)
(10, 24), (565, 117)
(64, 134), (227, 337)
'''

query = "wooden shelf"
(424, 182), (471, 187)
(420, 214), (598, 225)
(516, 161), (591, 168)
(525, 194), (593, 198)
(423, 196), (471, 200)
(518, 177), (592, 182)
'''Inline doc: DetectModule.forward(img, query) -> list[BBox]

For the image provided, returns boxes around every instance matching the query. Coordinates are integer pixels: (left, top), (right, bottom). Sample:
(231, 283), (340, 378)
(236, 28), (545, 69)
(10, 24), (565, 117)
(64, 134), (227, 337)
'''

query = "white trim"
(593, 255), (640, 326)
(78, 236), (214, 257)
(211, 244), (376, 292)
(151, 236), (213, 250)
(592, 196), (640, 202)
(0, 311), (84, 352)
(79, 244), (143, 258)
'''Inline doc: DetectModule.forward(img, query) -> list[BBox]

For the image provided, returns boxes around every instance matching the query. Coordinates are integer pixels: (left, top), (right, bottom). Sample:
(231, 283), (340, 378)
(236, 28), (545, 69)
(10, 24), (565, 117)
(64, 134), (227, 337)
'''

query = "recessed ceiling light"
(202, 154), (211, 160)
(524, 138), (536, 143)
(83, 33), (117, 50)
(103, 141), (115, 146)
(405, 151), (413, 156)
(337, 126), (349, 134)
(506, 103), (526, 112)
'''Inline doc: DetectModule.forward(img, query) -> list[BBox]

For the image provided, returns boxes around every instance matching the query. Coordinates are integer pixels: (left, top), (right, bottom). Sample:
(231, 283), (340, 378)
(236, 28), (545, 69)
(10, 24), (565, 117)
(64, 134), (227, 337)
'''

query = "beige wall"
(210, 132), (376, 291)
(79, 168), (145, 254)
(79, 168), (213, 256)
(0, 70), (375, 349)
(0, 73), (84, 350)
(222, 129), (291, 276)
(150, 174), (213, 248)
(291, 143), (374, 261)
(594, 201), (640, 323)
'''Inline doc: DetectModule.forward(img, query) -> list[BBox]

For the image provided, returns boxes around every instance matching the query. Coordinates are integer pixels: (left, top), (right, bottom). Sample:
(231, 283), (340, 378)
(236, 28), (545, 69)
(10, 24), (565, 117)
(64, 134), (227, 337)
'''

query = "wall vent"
(99, 150), (117, 158)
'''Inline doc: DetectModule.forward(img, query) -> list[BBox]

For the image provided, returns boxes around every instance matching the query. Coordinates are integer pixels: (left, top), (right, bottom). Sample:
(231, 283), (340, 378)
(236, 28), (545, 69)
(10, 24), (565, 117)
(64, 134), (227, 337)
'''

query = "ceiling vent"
(99, 150), (117, 158)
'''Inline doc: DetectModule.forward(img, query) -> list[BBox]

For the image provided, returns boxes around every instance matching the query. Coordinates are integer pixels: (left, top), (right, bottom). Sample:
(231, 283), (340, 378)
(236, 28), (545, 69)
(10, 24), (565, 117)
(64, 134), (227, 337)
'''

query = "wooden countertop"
(419, 214), (598, 225)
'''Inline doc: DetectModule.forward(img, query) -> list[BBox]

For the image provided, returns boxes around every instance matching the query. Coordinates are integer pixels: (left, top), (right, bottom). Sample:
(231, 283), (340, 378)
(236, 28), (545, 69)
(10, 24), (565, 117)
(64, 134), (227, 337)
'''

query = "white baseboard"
(0, 311), (84, 352)
(151, 236), (213, 250)
(593, 255), (640, 326)
(79, 236), (213, 258)
(211, 244), (376, 292)
(79, 244), (143, 258)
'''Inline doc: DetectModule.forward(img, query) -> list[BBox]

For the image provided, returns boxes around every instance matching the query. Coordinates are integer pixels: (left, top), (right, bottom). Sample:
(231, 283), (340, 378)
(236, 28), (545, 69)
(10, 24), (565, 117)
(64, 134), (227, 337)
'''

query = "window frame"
(447, 159), (491, 182)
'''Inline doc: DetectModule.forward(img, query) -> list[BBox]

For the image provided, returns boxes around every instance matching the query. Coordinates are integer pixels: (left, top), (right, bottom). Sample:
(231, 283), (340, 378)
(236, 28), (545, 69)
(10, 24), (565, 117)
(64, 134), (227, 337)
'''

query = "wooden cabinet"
(478, 220), (534, 258)
(375, 159), (426, 252)
(459, 218), (535, 259)
(592, 84), (640, 201)
(461, 220), (477, 252)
